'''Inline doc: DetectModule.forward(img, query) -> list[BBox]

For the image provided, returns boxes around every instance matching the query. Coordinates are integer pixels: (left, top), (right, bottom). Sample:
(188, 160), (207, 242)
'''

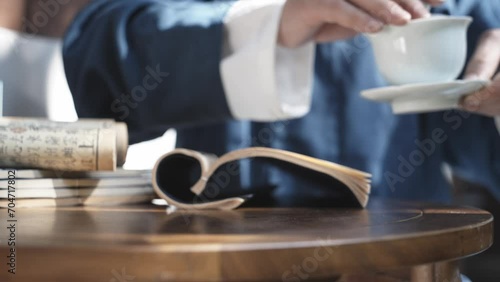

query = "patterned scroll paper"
(0, 118), (128, 171)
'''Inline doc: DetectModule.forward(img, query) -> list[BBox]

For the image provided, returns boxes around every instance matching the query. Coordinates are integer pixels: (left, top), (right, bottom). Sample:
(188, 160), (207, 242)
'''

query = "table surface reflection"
(0, 199), (493, 282)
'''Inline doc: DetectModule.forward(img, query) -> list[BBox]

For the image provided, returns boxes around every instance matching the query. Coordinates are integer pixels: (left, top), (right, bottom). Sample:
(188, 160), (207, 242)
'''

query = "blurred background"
(0, 0), (176, 170)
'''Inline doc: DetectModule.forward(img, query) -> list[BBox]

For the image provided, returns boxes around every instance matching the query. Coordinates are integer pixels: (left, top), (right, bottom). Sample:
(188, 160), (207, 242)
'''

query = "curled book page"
(0, 117), (128, 171)
(152, 147), (371, 210)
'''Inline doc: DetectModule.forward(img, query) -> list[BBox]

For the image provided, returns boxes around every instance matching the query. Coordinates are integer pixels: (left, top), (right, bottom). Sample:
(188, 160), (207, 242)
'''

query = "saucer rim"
(409, 15), (472, 25)
(361, 79), (489, 101)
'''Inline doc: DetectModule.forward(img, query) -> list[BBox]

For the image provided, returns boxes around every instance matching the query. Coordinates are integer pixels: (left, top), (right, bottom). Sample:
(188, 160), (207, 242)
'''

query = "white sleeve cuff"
(220, 0), (315, 121)
(495, 116), (500, 134)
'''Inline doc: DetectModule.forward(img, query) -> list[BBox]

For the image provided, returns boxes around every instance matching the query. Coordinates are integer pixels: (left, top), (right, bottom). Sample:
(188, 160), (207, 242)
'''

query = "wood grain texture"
(0, 200), (493, 281)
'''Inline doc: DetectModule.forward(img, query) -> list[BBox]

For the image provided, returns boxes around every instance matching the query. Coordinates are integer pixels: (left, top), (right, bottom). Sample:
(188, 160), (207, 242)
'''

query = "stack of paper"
(0, 169), (155, 208)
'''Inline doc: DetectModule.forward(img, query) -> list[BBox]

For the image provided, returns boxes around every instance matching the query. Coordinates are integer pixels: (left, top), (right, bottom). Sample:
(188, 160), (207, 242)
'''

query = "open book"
(152, 147), (371, 210)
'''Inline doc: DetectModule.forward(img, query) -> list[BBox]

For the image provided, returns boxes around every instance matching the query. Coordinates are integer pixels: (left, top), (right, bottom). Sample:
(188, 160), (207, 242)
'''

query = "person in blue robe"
(62, 0), (500, 207)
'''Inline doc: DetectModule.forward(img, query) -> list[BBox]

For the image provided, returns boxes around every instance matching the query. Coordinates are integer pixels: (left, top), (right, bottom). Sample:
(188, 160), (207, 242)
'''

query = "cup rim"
(365, 15), (473, 37)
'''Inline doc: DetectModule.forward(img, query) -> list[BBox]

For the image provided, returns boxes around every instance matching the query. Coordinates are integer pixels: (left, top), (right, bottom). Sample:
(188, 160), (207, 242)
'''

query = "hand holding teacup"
(363, 13), (498, 117)
(460, 29), (500, 117)
(278, 0), (445, 48)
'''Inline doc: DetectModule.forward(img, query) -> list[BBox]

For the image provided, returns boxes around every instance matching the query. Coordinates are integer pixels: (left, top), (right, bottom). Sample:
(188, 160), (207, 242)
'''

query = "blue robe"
(63, 0), (500, 205)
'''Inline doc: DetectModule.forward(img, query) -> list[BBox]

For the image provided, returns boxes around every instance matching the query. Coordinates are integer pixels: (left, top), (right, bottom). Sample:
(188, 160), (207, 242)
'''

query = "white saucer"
(361, 80), (489, 114)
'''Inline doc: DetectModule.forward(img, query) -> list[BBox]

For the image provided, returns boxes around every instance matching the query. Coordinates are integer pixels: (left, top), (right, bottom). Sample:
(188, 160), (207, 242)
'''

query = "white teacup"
(367, 16), (472, 85)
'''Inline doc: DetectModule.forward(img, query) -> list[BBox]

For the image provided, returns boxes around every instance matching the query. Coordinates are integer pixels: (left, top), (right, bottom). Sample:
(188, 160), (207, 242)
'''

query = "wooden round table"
(0, 200), (493, 282)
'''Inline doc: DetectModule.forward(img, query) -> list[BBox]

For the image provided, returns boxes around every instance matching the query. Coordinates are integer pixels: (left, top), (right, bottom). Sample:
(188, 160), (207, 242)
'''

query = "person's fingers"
(422, 0), (446, 6)
(279, 0), (383, 47)
(464, 29), (500, 80)
(315, 0), (386, 33)
(349, 0), (411, 25)
(460, 72), (500, 117)
(395, 0), (431, 19)
(314, 24), (359, 42)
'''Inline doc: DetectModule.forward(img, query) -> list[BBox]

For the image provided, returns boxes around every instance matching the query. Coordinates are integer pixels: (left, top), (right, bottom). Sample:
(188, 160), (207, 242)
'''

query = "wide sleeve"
(63, 0), (236, 144)
(221, 0), (315, 121)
